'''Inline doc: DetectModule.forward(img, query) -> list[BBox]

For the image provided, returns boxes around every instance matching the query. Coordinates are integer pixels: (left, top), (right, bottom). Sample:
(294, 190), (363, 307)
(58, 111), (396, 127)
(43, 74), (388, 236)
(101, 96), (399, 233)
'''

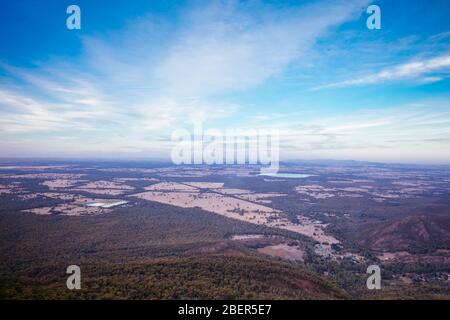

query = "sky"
(0, 0), (450, 164)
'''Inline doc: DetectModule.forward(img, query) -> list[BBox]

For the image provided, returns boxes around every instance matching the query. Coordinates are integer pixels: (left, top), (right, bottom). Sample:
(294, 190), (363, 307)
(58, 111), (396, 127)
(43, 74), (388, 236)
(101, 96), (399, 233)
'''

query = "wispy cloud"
(238, 97), (450, 163)
(154, 0), (369, 96)
(2, 0), (449, 163)
(0, 0), (369, 157)
(313, 54), (450, 90)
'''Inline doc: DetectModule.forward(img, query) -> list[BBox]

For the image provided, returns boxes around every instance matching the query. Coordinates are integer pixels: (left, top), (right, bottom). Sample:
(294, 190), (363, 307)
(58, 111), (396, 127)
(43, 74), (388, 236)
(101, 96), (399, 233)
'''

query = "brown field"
(23, 204), (107, 216)
(77, 180), (135, 190)
(130, 180), (342, 247)
(144, 182), (199, 192)
(182, 182), (225, 189)
(22, 195), (128, 216)
(41, 179), (81, 190)
(131, 191), (279, 225)
(257, 243), (305, 261)
(283, 216), (340, 245)
(235, 192), (287, 204)
(71, 180), (135, 195)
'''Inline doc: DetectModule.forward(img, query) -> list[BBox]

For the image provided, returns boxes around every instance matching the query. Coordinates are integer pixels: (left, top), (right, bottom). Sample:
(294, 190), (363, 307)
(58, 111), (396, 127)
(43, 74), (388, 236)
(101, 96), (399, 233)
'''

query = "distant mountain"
(354, 214), (450, 252)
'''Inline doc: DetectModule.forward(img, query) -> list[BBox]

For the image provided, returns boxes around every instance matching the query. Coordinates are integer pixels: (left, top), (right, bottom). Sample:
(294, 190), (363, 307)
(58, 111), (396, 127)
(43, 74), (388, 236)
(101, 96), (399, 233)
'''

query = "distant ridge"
(355, 214), (450, 252)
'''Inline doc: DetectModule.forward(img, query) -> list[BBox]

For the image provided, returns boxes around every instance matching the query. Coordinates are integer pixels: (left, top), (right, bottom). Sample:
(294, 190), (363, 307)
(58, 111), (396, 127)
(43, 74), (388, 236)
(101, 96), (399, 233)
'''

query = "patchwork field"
(1, 160), (449, 299)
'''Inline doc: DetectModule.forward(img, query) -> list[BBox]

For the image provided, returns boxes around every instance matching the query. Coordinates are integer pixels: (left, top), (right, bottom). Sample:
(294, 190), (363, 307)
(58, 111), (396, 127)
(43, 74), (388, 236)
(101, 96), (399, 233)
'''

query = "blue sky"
(1, 0), (450, 163)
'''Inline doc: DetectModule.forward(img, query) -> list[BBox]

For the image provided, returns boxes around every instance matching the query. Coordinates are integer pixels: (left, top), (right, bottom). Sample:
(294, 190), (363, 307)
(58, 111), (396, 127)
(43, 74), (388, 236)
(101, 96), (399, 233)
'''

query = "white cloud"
(313, 54), (450, 90)
(263, 100), (450, 164)
(155, 0), (369, 96)
(0, 0), (369, 159)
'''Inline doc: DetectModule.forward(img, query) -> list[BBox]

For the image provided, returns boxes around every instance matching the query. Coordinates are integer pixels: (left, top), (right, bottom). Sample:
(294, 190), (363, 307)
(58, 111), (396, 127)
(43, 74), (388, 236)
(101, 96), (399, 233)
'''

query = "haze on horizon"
(1, 0), (450, 165)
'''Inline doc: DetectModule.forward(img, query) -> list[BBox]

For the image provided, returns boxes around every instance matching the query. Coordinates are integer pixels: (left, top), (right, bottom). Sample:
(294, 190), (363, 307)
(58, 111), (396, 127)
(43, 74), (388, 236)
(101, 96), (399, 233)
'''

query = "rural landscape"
(1, 0), (450, 301)
(1, 160), (449, 299)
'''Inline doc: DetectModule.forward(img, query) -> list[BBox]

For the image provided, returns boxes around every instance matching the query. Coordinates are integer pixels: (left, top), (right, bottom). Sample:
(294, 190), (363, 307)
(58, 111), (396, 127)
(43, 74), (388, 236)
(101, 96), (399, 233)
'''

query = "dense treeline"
(1, 200), (336, 300)
(0, 201), (308, 265)
(0, 254), (347, 300)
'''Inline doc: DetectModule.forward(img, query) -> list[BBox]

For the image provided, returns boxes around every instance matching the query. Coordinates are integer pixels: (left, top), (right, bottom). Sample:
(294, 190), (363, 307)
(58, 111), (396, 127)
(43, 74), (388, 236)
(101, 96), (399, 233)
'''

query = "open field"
(257, 243), (305, 261)
(1, 160), (449, 299)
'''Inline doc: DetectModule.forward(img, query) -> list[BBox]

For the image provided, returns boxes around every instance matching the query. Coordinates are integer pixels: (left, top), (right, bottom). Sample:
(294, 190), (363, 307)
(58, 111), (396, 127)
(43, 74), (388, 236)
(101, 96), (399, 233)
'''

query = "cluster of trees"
(1, 254), (347, 300)
(0, 197), (326, 299)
